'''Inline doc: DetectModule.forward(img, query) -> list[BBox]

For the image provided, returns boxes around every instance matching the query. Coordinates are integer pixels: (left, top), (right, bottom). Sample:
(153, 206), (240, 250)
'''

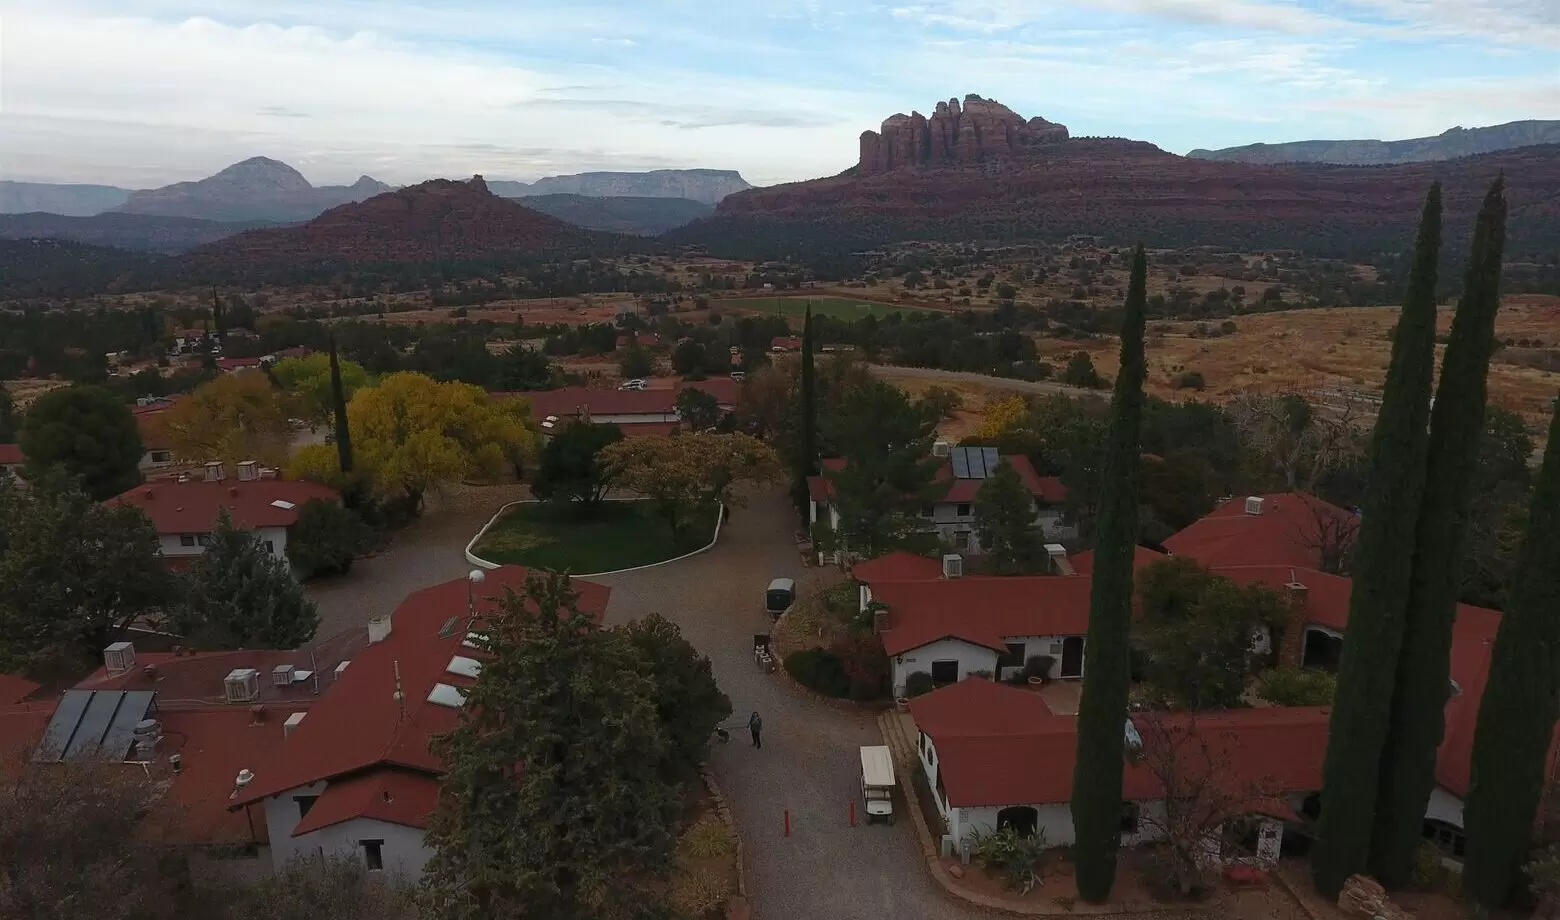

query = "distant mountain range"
(487, 169), (750, 204)
(519, 194), (713, 235)
(109, 157), (391, 223)
(0, 212), (277, 253)
(0, 181), (132, 217)
(1189, 120), (1560, 165)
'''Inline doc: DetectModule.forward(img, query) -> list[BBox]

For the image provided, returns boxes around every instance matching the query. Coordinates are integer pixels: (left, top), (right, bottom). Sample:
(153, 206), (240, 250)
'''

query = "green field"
(472, 500), (720, 574)
(723, 296), (931, 321)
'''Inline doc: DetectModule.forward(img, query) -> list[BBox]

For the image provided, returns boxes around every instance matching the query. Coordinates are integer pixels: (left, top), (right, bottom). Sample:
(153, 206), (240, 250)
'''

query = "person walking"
(748, 711), (763, 749)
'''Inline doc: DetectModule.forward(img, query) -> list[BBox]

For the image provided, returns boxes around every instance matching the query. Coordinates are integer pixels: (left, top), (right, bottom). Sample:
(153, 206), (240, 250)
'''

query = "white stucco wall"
(996, 634), (1087, 680)
(1426, 786), (1465, 828)
(262, 783), (429, 878)
(157, 524), (293, 568)
(893, 639), (998, 696)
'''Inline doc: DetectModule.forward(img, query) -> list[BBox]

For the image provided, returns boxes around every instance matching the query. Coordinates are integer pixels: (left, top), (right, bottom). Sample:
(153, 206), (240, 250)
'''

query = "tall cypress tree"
(1070, 244), (1147, 901)
(1464, 397), (1560, 908)
(328, 335), (354, 475)
(793, 304), (817, 526)
(1372, 177), (1507, 884)
(1311, 184), (1442, 897)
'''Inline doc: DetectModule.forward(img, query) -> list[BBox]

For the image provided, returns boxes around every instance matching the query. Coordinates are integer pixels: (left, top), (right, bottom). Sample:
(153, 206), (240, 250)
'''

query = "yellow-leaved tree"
(290, 373), (538, 513)
(165, 372), (294, 468)
(270, 352), (370, 427)
(971, 394), (1031, 443)
(600, 432), (780, 540)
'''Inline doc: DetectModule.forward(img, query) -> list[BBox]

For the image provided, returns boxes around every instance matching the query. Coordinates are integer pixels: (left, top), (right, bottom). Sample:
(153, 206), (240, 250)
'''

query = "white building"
(229, 568), (613, 877)
(106, 462), (339, 571)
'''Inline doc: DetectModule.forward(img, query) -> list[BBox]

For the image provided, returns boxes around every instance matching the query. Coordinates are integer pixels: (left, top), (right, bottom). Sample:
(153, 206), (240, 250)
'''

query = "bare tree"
(1130, 711), (1285, 898)
(1227, 391), (1369, 492)
(1288, 497), (1362, 575)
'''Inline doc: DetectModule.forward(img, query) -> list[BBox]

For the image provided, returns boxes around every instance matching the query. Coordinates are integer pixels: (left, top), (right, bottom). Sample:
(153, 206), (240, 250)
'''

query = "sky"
(1, 0), (1557, 189)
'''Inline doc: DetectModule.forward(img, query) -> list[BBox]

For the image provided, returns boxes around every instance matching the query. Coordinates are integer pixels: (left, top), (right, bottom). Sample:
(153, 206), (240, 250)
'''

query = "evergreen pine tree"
(1372, 177), (1507, 883)
(974, 459), (1043, 573)
(1311, 184), (1442, 897)
(1070, 244), (1148, 901)
(211, 286), (226, 341)
(329, 335), (354, 475)
(177, 508), (319, 649)
(794, 305), (817, 526)
(422, 572), (679, 920)
(1463, 397), (1560, 907)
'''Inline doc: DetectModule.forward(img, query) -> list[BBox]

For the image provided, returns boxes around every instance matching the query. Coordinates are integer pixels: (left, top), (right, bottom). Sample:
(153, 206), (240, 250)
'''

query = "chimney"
(205, 461), (226, 482)
(1279, 577), (1310, 667)
(237, 460), (259, 481)
(367, 614), (392, 644)
(1244, 496), (1265, 516)
(941, 554), (964, 579)
(228, 485), (238, 497)
(283, 712), (306, 737)
(334, 659), (351, 679)
(873, 607), (891, 633)
(1044, 543), (1074, 576)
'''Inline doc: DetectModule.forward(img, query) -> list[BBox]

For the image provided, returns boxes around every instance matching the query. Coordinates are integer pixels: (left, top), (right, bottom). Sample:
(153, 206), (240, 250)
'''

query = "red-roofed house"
(1163, 493), (1356, 571)
(809, 446), (1073, 557)
(229, 566), (611, 877)
(770, 335), (804, 352)
(133, 396), (182, 473)
(909, 679), (1331, 852)
(0, 442), (24, 478)
(858, 567), (1093, 695)
(504, 378), (738, 437)
(107, 462), (339, 572)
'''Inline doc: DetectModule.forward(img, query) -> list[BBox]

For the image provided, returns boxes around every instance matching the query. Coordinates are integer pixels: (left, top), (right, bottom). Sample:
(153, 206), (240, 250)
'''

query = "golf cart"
(859, 745), (896, 824)
(765, 577), (796, 617)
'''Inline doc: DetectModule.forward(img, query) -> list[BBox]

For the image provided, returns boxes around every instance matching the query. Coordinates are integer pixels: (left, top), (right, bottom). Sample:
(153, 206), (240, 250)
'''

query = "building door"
(997, 806), (1039, 838)
(1303, 629), (1344, 672)
(930, 660), (959, 685)
(1060, 637), (1084, 678)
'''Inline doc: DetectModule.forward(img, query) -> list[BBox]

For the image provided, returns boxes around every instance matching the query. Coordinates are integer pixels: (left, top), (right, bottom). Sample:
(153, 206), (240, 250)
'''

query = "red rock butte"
(857, 94), (1069, 174)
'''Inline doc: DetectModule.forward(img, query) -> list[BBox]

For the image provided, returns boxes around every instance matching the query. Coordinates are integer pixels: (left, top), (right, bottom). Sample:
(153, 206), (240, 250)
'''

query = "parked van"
(765, 577), (796, 617)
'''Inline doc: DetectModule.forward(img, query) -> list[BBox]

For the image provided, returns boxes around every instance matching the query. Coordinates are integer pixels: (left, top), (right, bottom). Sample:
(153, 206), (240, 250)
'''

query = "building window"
(1422, 820), (1466, 860)
(361, 839), (385, 871)
(1120, 802), (1141, 834)
(930, 660), (959, 685)
(150, 450), (172, 463)
(920, 505), (935, 518)
(196, 533), (211, 547)
(180, 534), (196, 547)
(956, 503), (972, 517)
(998, 643), (1026, 670)
(295, 795), (319, 820)
(265, 540), (275, 554)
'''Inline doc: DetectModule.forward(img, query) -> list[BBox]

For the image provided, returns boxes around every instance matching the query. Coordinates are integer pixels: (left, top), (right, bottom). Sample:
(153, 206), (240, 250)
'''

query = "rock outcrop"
(488, 169), (752, 204)
(857, 94), (1068, 174)
(1190, 119), (1560, 165)
(114, 157), (391, 223)
(182, 175), (614, 270)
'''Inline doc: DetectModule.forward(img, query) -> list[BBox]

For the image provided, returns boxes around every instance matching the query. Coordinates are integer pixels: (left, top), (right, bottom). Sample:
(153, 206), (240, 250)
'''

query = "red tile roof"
(148, 708), (308, 845)
(677, 376), (740, 407)
(232, 567), (611, 809)
(851, 551), (945, 584)
(0, 674), (41, 705)
(106, 478), (339, 535)
(290, 768), (441, 836)
(0, 443), (23, 466)
(0, 700), (56, 757)
(869, 575), (1092, 656)
(771, 336), (804, 351)
(518, 387), (680, 421)
(217, 357), (264, 372)
(1163, 493), (1355, 570)
(914, 678), (1331, 808)
(1068, 545), (1167, 575)
(77, 629), (367, 705)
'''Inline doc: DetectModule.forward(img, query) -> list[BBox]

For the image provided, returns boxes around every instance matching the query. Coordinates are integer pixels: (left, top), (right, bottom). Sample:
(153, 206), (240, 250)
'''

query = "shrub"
(784, 648), (850, 698)
(1173, 370), (1206, 391)
(903, 671), (935, 698)
(286, 498), (374, 579)
(1024, 655), (1055, 681)
(680, 819), (735, 859)
(969, 825), (1048, 893)
(1257, 667), (1337, 707)
(831, 631), (891, 701)
(670, 866), (730, 916)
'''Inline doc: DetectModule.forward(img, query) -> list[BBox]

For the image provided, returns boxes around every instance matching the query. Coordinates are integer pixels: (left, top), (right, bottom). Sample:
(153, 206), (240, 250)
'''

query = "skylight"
(446, 656), (482, 679)
(427, 683), (467, 708)
(461, 632), (488, 650)
(270, 499), (297, 510)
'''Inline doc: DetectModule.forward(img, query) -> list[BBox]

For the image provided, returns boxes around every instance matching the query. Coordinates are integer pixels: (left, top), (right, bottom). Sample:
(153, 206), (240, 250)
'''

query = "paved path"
(595, 489), (989, 920)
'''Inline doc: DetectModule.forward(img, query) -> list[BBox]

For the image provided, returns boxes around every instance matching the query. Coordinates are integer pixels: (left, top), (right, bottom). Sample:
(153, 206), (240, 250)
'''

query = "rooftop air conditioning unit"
(225, 668), (260, 703)
(334, 660), (351, 679)
(942, 554), (964, 579)
(271, 664), (296, 688)
(1244, 496), (1265, 516)
(367, 615), (392, 645)
(932, 440), (953, 458)
(237, 460), (260, 482)
(283, 712), (306, 737)
(104, 641), (136, 675)
(205, 461), (226, 482)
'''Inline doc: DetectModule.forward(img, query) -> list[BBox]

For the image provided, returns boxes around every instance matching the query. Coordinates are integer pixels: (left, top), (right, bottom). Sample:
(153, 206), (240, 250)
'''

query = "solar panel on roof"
(35, 690), (92, 762)
(982, 447), (999, 478)
(950, 447), (970, 479)
(64, 691), (128, 760)
(100, 691), (155, 761)
(438, 616), (462, 639)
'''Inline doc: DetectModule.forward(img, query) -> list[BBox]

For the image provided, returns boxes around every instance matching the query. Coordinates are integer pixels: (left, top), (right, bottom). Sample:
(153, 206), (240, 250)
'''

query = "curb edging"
(700, 763), (750, 917)
(465, 499), (726, 576)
